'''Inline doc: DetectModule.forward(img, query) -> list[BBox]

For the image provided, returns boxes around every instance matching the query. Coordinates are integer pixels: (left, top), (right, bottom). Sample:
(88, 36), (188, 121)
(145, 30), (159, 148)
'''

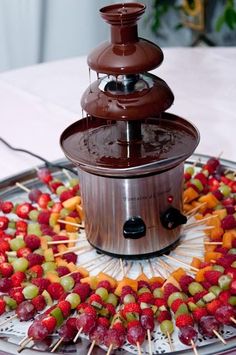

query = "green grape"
(218, 275), (232, 290)
(167, 292), (185, 307)
(123, 294), (136, 304)
(12, 257), (29, 272)
(69, 178), (79, 187)
(212, 265), (224, 273)
(23, 284), (39, 299)
(190, 178), (203, 191)
(60, 276), (75, 291)
(209, 285), (221, 297)
(174, 304), (189, 317)
(59, 208), (70, 218)
(66, 293), (81, 309)
(188, 282), (204, 296)
(137, 287), (150, 295)
(27, 223), (42, 236)
(229, 296), (236, 306)
(153, 288), (163, 298)
(106, 293), (118, 307)
(95, 287), (109, 301)
(185, 166), (194, 176)
(3, 296), (17, 310)
(219, 184), (231, 197)
(160, 320), (174, 335)
(8, 221), (16, 229)
(10, 238), (26, 251)
(29, 210), (40, 222)
(56, 186), (67, 195)
(228, 248), (236, 254)
(42, 262), (56, 273)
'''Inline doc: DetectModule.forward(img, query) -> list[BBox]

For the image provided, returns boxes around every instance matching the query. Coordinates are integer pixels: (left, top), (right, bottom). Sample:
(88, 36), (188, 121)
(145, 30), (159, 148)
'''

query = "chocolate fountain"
(61, 3), (200, 258)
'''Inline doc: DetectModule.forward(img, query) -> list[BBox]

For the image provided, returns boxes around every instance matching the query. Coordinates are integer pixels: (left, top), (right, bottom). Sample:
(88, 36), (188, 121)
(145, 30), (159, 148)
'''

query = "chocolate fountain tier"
(61, 112), (199, 177)
(81, 74), (174, 120)
(88, 3), (163, 75)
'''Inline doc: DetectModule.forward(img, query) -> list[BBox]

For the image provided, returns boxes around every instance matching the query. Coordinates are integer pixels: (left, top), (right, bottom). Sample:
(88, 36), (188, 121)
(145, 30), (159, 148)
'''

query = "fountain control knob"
(161, 207), (187, 230)
(123, 216), (146, 239)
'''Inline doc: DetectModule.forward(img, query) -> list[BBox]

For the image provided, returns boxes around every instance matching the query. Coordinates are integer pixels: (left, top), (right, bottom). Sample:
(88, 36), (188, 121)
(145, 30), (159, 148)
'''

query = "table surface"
(0, 47), (236, 180)
(0, 47), (236, 355)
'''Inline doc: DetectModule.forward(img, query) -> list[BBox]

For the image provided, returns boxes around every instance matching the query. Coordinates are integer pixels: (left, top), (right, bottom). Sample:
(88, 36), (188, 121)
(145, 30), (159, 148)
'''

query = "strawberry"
(163, 283), (179, 300)
(154, 298), (167, 308)
(58, 300), (71, 317)
(106, 303), (116, 316)
(42, 316), (57, 333)
(204, 270), (222, 285)
(56, 266), (70, 277)
(62, 252), (77, 264)
(193, 290), (208, 302)
(150, 281), (163, 291)
(156, 310), (171, 323)
(32, 278), (50, 293)
(97, 280), (112, 292)
(28, 265), (43, 278)
(218, 290), (231, 305)
(47, 282), (64, 300)
(0, 216), (9, 230)
(24, 234), (41, 250)
(179, 275), (195, 293)
(0, 262), (13, 277)
(127, 320), (140, 329)
(170, 298), (185, 313)
(27, 253), (44, 267)
(112, 322), (126, 334)
(38, 193), (52, 209)
(175, 314), (194, 328)
(31, 295), (46, 311)
(73, 283), (91, 302)
(0, 240), (10, 253)
(9, 287), (24, 304)
(138, 292), (154, 304)
(59, 190), (74, 202)
(37, 168), (53, 184)
(37, 210), (51, 225)
(15, 220), (28, 233)
(141, 308), (154, 317)
(137, 280), (150, 289)
(17, 247), (31, 258)
(206, 299), (222, 314)
(97, 317), (110, 328)
(122, 303), (141, 318)
(66, 317), (77, 330)
(82, 305), (97, 318)
(0, 201), (13, 214)
(11, 271), (25, 287)
(89, 293), (103, 304)
(16, 203), (33, 219)
(0, 298), (6, 315)
(192, 307), (208, 322)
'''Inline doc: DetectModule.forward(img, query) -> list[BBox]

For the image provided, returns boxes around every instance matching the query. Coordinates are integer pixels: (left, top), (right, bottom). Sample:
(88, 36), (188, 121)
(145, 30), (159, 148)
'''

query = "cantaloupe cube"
(213, 209), (227, 220)
(76, 267), (89, 278)
(195, 266), (212, 282)
(198, 193), (219, 209)
(162, 276), (181, 290)
(62, 196), (81, 211)
(40, 236), (48, 251)
(81, 276), (98, 290)
(171, 268), (186, 282)
(76, 204), (84, 221)
(55, 258), (68, 267)
(149, 276), (165, 285)
(67, 262), (78, 272)
(64, 216), (78, 233)
(114, 278), (138, 296)
(97, 272), (117, 289)
(190, 257), (202, 269)
(45, 272), (60, 283)
(204, 251), (223, 262)
(58, 244), (68, 253)
(183, 187), (199, 203)
(136, 273), (149, 283)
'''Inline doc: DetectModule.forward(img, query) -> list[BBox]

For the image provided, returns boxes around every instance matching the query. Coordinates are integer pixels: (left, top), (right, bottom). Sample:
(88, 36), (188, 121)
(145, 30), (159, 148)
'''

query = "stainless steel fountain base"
(78, 163), (184, 258)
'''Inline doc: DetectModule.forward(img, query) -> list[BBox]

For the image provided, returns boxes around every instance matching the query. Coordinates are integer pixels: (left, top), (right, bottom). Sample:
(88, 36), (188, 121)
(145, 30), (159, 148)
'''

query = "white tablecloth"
(0, 47), (236, 180)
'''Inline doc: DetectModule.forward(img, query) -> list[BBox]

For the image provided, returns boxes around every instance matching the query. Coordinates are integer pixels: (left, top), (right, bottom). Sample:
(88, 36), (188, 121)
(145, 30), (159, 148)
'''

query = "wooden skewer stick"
(185, 202), (207, 217)
(106, 344), (113, 355)
(147, 329), (152, 355)
(163, 254), (199, 271)
(204, 241), (222, 245)
(73, 327), (83, 343)
(191, 340), (199, 355)
(54, 245), (89, 257)
(136, 342), (142, 355)
(184, 215), (218, 229)
(230, 316), (236, 325)
(57, 219), (84, 229)
(47, 239), (80, 245)
(119, 258), (125, 278)
(18, 335), (28, 346)
(51, 337), (64, 353)
(17, 337), (33, 353)
(0, 314), (17, 327)
(87, 340), (96, 355)
(167, 331), (174, 352)
(62, 168), (72, 180)
(15, 182), (30, 193)
(212, 329), (226, 344)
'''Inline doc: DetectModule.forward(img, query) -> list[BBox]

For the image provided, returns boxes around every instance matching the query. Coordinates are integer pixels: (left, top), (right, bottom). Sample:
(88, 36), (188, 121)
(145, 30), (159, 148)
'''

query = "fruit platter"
(0, 153), (236, 355)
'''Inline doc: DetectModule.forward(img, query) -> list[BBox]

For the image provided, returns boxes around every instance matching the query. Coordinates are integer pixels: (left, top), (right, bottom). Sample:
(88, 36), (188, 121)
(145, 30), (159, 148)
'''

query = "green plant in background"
(148, 0), (236, 34)
(216, 0), (236, 31)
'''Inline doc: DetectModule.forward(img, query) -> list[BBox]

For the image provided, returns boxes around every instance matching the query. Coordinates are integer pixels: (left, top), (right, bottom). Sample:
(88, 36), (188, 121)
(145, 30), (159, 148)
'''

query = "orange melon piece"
(53, 224), (61, 234)
(222, 231), (234, 249)
(183, 203), (194, 213)
(198, 193), (219, 209)
(183, 187), (199, 203)
(76, 267), (89, 278)
(97, 272), (117, 289)
(58, 244), (68, 254)
(81, 276), (98, 290)
(190, 257), (202, 269)
(213, 209), (227, 220)
(204, 244), (216, 252)
(40, 236), (48, 250)
(204, 251), (223, 263)
(64, 216), (78, 233)
(195, 266), (212, 282)
(136, 273), (149, 283)
(209, 226), (224, 240)
(115, 278), (138, 296)
(55, 258), (68, 267)
(76, 204), (84, 221)
(45, 272), (60, 283)
(62, 196), (81, 211)
(191, 201), (207, 214)
(162, 276), (181, 290)
(149, 276), (165, 285)
(67, 262), (78, 272)
(171, 267), (186, 282)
